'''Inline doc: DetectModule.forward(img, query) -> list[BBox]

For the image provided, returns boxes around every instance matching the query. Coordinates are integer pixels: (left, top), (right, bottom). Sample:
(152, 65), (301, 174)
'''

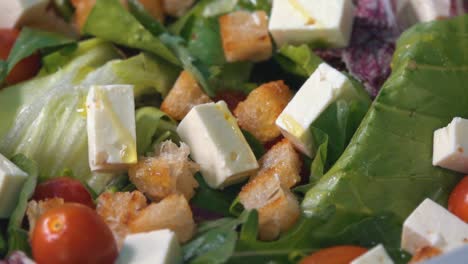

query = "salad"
(0, 0), (467, 263)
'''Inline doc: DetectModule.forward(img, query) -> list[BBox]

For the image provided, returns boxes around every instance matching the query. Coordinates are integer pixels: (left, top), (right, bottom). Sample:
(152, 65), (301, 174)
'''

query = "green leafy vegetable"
(160, 34), (215, 96)
(191, 174), (241, 217)
(221, 15), (468, 264)
(83, 0), (179, 65)
(53, 0), (74, 22)
(274, 45), (323, 78)
(183, 211), (251, 264)
(241, 130), (265, 159)
(7, 155), (39, 256)
(0, 39), (179, 193)
(135, 107), (178, 155)
(128, 0), (167, 36)
(0, 27), (75, 84)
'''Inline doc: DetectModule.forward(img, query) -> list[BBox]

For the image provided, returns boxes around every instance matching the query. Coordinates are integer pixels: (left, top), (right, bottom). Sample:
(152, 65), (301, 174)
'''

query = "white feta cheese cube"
(351, 244), (394, 264)
(177, 101), (259, 189)
(433, 117), (468, 174)
(0, 153), (28, 218)
(86, 85), (137, 172)
(401, 198), (468, 255)
(276, 63), (360, 157)
(269, 0), (355, 48)
(116, 229), (182, 264)
(396, 0), (451, 29)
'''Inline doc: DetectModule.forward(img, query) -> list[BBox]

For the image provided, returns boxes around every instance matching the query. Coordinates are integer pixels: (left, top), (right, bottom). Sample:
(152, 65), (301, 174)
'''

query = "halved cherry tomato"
(448, 176), (468, 222)
(0, 28), (41, 85)
(33, 177), (95, 208)
(31, 203), (118, 264)
(300, 246), (368, 264)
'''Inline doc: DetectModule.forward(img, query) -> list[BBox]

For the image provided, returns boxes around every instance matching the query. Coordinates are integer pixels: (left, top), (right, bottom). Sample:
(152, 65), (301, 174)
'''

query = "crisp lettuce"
(83, 0), (179, 66)
(0, 39), (179, 192)
(229, 15), (468, 264)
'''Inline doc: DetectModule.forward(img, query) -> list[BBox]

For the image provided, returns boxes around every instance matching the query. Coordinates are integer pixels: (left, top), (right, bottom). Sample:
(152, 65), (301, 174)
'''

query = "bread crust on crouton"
(161, 70), (212, 121)
(129, 141), (199, 201)
(239, 173), (300, 241)
(219, 11), (272, 62)
(129, 194), (196, 243)
(96, 191), (147, 248)
(27, 198), (65, 236)
(234, 81), (292, 143)
(254, 138), (302, 188)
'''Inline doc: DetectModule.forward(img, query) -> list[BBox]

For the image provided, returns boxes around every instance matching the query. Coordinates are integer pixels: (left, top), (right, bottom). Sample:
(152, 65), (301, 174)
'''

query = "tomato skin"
(0, 28), (41, 85)
(33, 177), (95, 208)
(448, 176), (468, 222)
(300, 246), (368, 264)
(31, 203), (118, 264)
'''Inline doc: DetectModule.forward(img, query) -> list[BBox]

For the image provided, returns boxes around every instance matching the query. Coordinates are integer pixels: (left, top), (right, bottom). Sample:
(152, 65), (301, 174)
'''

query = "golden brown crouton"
(238, 173), (300, 241)
(129, 140), (199, 201)
(163, 0), (195, 17)
(96, 191), (147, 248)
(219, 11), (272, 62)
(234, 81), (292, 142)
(160, 70), (212, 121)
(26, 198), (65, 236)
(129, 194), (196, 243)
(254, 138), (302, 188)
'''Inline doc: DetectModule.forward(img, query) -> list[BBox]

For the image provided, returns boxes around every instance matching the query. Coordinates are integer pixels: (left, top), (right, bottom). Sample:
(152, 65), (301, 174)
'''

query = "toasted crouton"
(161, 70), (212, 120)
(239, 173), (300, 241)
(234, 81), (292, 142)
(163, 0), (195, 17)
(129, 194), (196, 243)
(96, 191), (148, 248)
(129, 140), (199, 201)
(219, 11), (272, 62)
(254, 138), (301, 188)
(27, 198), (65, 236)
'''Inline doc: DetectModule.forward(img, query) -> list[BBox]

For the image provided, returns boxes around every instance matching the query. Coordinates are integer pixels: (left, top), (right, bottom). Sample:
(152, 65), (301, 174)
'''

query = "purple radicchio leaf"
(451, 0), (468, 16)
(342, 0), (399, 97)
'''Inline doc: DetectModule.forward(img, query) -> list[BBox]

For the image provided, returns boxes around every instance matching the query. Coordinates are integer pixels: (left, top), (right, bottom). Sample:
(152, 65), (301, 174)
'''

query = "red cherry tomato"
(31, 203), (118, 264)
(448, 176), (468, 222)
(300, 246), (368, 264)
(33, 177), (95, 208)
(0, 28), (41, 85)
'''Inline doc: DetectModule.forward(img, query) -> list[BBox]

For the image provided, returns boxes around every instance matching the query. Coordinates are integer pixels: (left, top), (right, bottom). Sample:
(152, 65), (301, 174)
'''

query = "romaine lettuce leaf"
(83, 0), (179, 66)
(0, 39), (179, 192)
(225, 15), (468, 264)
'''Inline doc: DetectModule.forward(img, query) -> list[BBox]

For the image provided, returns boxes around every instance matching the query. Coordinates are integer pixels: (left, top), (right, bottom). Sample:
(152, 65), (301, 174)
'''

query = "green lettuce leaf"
(0, 27), (75, 84)
(274, 45), (323, 78)
(225, 15), (468, 264)
(0, 39), (179, 193)
(183, 211), (251, 264)
(7, 154), (39, 256)
(135, 107), (178, 156)
(128, 0), (167, 36)
(83, 0), (179, 66)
